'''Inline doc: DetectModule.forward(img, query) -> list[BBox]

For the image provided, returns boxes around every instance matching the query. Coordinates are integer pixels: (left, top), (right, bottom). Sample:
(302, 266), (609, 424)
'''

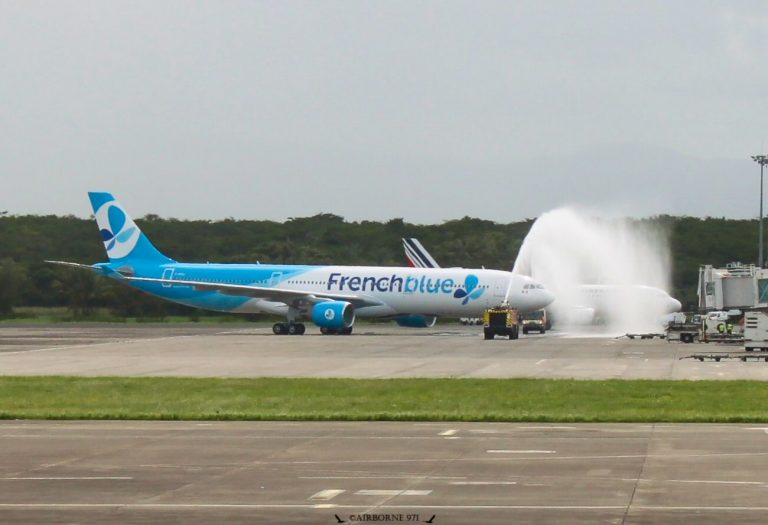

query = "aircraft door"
(161, 268), (175, 288)
(493, 277), (509, 301)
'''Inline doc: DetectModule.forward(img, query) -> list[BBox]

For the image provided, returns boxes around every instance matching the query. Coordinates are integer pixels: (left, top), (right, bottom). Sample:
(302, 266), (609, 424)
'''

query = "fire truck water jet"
(512, 207), (673, 334)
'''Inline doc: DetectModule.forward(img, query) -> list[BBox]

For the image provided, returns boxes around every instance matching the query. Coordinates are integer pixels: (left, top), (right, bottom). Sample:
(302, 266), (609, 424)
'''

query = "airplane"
(46, 193), (555, 335)
(401, 238), (682, 325)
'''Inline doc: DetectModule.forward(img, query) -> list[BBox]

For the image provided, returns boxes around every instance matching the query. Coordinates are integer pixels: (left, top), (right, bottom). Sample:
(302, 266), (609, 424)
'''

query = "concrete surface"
(1, 421), (767, 524)
(1, 323), (767, 380)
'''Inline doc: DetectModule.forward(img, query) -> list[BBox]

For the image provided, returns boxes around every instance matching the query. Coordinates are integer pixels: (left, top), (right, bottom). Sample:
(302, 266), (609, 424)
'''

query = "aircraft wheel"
(287, 324), (300, 335)
(320, 326), (330, 335)
(341, 327), (353, 335)
(273, 323), (287, 335)
(296, 323), (306, 335)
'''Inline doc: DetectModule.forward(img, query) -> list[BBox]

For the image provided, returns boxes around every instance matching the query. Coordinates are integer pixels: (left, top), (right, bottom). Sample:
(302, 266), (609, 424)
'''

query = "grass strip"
(0, 376), (767, 422)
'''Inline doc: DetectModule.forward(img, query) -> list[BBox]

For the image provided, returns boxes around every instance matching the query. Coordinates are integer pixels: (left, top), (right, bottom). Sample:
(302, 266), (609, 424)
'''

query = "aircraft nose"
(530, 285), (555, 309)
(542, 288), (556, 307)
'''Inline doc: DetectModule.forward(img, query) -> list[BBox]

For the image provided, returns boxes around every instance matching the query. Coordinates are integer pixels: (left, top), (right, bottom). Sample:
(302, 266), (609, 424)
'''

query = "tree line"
(0, 213), (759, 318)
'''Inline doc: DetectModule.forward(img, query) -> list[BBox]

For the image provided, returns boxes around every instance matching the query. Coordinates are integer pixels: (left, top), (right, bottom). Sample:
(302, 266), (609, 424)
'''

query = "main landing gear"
(319, 326), (353, 335)
(273, 323), (306, 335)
(271, 322), (353, 335)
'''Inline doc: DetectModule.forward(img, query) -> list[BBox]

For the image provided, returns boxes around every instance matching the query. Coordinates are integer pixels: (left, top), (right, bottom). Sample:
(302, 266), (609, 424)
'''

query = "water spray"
(512, 207), (673, 334)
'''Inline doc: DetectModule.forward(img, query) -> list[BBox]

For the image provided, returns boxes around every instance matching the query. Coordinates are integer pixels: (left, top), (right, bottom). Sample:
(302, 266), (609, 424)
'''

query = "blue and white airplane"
(48, 193), (554, 335)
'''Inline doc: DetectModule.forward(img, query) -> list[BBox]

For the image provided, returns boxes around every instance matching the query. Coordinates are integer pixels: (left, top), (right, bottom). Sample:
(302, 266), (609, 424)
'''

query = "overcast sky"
(1, 1), (767, 223)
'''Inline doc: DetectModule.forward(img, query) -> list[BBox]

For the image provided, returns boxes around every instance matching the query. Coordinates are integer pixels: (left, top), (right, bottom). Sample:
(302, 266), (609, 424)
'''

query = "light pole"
(754, 155), (768, 268)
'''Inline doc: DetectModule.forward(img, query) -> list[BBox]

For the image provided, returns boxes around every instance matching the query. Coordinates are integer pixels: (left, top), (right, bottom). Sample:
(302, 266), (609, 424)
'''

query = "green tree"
(0, 258), (27, 318)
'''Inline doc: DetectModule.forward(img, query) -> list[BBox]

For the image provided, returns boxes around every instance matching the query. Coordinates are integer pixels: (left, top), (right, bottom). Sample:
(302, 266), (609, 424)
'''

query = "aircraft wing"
(123, 276), (383, 308)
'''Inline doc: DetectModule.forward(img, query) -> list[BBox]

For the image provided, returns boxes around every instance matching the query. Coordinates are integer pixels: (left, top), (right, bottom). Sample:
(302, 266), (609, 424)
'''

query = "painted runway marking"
(487, 450), (556, 454)
(300, 476), (463, 480)
(309, 490), (345, 501)
(625, 479), (766, 486)
(0, 477), (133, 481)
(450, 481), (517, 485)
(517, 426), (576, 430)
(439, 429), (457, 436)
(0, 503), (629, 510)
(3, 503), (768, 511)
(355, 490), (432, 496)
(535, 359), (546, 365)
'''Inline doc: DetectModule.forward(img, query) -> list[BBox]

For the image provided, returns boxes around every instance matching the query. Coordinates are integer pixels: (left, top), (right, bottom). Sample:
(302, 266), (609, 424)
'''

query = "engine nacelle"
(565, 306), (596, 325)
(311, 301), (355, 329)
(394, 315), (437, 328)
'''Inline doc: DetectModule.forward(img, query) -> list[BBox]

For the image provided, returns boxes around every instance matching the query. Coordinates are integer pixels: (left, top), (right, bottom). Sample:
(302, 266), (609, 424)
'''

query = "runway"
(1, 323), (767, 380)
(1, 325), (766, 524)
(1, 420), (768, 524)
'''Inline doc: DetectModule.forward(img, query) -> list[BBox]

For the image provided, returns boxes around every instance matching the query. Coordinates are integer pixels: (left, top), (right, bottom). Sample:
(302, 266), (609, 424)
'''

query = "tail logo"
(95, 202), (140, 259)
(454, 275), (485, 305)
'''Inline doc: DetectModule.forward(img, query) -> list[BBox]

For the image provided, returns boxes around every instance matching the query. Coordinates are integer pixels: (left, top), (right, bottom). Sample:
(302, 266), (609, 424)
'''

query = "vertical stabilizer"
(88, 192), (174, 263)
(403, 238), (440, 268)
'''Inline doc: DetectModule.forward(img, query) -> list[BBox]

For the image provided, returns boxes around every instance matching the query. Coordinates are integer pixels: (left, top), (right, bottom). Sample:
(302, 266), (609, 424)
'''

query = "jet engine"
(565, 306), (596, 325)
(394, 315), (437, 328)
(311, 301), (355, 329)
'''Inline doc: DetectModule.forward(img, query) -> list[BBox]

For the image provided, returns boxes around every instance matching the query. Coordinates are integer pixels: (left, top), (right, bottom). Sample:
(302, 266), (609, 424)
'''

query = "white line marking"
(625, 479), (765, 486)
(517, 426), (576, 430)
(450, 481), (518, 485)
(0, 503), (762, 511)
(300, 476), (464, 480)
(535, 359), (546, 365)
(0, 477), (133, 481)
(355, 490), (432, 496)
(439, 429), (457, 436)
(0, 504), (628, 510)
(309, 490), (345, 501)
(487, 450), (556, 454)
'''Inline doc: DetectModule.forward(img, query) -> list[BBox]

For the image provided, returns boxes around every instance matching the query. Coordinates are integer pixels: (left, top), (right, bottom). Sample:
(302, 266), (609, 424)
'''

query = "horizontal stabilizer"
(45, 260), (101, 271)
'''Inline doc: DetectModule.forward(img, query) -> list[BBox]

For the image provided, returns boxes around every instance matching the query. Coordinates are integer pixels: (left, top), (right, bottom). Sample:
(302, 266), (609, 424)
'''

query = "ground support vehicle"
(522, 309), (547, 334)
(700, 310), (744, 343)
(626, 333), (666, 340)
(682, 352), (768, 362)
(483, 305), (521, 340)
(666, 314), (702, 344)
(744, 310), (768, 352)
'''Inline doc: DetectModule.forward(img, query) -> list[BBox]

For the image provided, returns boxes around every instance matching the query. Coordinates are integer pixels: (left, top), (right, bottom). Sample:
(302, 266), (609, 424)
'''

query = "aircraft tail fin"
(402, 238), (440, 269)
(88, 192), (175, 264)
